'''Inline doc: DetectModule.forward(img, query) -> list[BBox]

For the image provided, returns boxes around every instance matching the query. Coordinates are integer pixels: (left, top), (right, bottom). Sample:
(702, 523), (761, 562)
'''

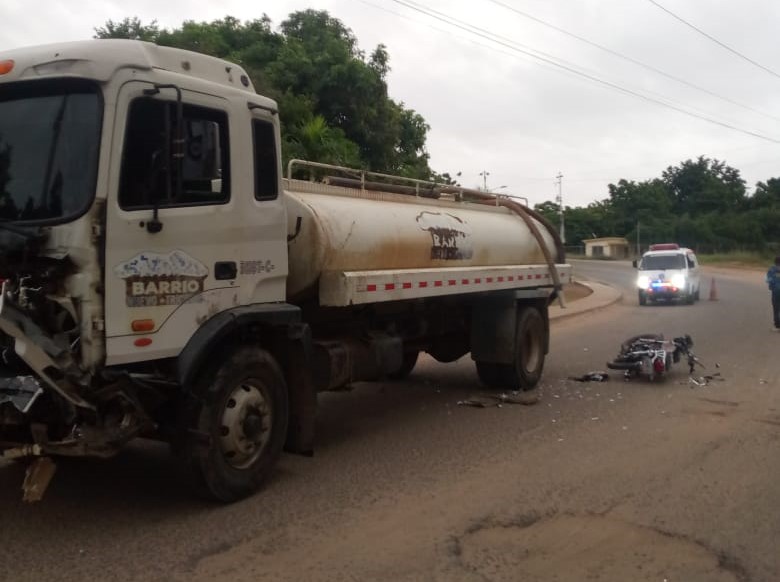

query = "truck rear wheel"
(475, 306), (546, 391)
(513, 306), (546, 390)
(476, 361), (503, 388)
(182, 346), (288, 502)
(388, 350), (419, 380)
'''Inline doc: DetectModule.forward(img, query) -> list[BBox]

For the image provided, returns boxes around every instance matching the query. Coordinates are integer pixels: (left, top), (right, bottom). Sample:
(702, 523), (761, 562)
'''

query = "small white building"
(582, 237), (630, 259)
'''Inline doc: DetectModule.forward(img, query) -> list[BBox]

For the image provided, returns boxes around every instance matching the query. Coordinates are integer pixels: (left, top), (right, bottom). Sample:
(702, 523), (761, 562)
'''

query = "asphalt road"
(1, 259), (779, 582)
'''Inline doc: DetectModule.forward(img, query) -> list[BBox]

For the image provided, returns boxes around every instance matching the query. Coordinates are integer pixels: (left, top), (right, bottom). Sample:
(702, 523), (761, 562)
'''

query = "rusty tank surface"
(283, 162), (560, 300)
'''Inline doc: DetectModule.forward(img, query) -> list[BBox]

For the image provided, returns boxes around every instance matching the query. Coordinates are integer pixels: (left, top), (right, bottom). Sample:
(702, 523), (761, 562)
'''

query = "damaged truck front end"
(0, 266), (148, 461)
(0, 235), (152, 501)
(0, 76), (157, 498)
(0, 227), (163, 503)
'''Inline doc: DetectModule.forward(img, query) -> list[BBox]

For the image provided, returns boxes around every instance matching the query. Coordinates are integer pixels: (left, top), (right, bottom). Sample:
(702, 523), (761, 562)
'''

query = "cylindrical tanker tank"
(284, 180), (559, 300)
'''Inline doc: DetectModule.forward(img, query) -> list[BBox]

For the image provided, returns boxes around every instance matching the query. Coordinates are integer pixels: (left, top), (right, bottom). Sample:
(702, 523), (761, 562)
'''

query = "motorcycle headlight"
(671, 274), (686, 288)
(637, 275), (650, 288)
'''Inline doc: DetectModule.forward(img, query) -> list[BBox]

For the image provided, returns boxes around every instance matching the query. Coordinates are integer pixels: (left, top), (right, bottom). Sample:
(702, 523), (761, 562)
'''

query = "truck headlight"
(637, 275), (650, 288)
(671, 274), (686, 288)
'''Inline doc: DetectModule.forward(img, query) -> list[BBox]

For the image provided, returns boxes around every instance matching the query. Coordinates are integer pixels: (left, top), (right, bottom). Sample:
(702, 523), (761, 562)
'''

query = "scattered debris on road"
(606, 333), (699, 382)
(569, 371), (609, 382)
(685, 372), (725, 388)
(457, 391), (540, 408)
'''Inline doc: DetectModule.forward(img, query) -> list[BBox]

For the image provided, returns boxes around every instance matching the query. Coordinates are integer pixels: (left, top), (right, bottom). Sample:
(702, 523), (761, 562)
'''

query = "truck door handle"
(214, 261), (237, 280)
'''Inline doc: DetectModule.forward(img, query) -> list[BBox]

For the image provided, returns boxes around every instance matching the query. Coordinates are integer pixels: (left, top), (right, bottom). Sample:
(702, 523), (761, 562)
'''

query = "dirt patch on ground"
(454, 514), (746, 582)
(563, 282), (593, 303)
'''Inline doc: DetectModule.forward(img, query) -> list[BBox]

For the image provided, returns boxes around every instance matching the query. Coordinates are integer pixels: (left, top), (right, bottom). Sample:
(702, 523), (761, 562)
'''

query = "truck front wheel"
(182, 346), (289, 502)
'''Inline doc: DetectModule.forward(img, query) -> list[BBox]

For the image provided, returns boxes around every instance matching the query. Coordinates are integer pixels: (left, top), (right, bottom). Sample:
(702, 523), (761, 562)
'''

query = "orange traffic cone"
(708, 277), (718, 301)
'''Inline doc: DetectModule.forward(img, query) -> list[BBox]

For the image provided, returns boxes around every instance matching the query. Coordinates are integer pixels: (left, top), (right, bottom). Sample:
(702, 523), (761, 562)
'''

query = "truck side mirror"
(632, 259), (638, 268)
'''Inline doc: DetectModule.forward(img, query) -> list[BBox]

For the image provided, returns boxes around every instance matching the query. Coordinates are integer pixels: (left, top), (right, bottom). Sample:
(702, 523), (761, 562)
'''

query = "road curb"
(550, 280), (623, 321)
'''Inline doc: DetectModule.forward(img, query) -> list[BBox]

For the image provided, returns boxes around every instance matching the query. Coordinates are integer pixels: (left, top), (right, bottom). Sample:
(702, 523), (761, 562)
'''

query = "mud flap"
(22, 457), (56, 503)
(283, 323), (316, 456)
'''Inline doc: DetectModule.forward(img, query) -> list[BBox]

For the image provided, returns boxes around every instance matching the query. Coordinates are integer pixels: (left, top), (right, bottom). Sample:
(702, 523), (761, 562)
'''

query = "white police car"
(633, 243), (701, 305)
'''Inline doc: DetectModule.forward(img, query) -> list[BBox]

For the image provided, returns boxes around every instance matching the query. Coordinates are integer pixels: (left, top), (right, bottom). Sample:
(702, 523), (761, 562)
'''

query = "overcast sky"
(4, 0), (780, 208)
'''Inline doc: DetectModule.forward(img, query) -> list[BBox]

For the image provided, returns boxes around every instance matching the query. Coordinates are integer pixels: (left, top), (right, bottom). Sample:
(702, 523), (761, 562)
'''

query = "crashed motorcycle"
(606, 334), (697, 381)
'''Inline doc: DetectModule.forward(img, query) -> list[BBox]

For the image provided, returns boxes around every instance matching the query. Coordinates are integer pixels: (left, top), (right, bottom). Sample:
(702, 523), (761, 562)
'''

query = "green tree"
(94, 17), (160, 41)
(533, 201), (560, 228)
(606, 178), (674, 236)
(285, 115), (361, 168)
(749, 178), (780, 209)
(662, 156), (745, 216)
(270, 10), (405, 173)
(95, 11), (441, 180)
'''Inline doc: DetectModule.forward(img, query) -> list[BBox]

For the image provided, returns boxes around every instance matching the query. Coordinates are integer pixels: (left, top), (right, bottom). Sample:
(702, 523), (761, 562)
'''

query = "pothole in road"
(453, 514), (747, 582)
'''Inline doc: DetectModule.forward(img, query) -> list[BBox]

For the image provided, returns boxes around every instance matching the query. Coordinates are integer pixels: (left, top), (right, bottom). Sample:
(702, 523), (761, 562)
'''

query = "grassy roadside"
(697, 251), (774, 269)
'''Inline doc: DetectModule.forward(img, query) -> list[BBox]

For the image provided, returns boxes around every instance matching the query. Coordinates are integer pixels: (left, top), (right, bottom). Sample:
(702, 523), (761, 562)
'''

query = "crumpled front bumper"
(0, 281), (93, 410)
(0, 375), (43, 414)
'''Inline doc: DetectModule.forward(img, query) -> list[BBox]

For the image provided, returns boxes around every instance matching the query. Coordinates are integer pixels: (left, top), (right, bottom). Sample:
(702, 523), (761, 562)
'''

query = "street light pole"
(555, 172), (565, 243)
(479, 170), (490, 191)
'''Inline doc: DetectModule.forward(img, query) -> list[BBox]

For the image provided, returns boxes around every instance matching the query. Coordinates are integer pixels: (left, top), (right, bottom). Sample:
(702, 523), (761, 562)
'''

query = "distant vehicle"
(633, 243), (700, 305)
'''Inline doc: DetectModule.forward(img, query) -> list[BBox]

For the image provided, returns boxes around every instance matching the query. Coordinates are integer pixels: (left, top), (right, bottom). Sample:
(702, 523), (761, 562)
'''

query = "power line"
(646, 0), (780, 81)
(359, 0), (774, 133)
(355, 0), (523, 62)
(486, 0), (780, 123)
(386, 0), (780, 144)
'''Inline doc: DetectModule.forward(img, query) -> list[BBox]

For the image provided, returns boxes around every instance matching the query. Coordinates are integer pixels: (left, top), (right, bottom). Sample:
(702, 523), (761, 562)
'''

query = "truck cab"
(634, 243), (700, 305)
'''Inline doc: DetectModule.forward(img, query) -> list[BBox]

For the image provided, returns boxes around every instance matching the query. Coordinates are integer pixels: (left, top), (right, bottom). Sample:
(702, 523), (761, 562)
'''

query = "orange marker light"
(134, 338), (153, 347)
(0, 60), (15, 75)
(131, 319), (155, 332)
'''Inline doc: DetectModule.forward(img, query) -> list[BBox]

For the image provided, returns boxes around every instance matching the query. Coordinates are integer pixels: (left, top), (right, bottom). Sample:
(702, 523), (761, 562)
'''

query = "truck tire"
(388, 350), (419, 380)
(476, 361), (503, 388)
(182, 346), (288, 502)
(475, 306), (546, 391)
(513, 306), (546, 390)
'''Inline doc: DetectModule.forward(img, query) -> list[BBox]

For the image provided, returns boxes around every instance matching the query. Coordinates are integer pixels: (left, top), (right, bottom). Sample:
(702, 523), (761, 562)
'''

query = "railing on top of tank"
(285, 159), (528, 206)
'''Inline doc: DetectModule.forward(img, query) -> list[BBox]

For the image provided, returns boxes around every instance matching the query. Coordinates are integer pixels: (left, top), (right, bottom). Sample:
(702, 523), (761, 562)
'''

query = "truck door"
(103, 82), (286, 365)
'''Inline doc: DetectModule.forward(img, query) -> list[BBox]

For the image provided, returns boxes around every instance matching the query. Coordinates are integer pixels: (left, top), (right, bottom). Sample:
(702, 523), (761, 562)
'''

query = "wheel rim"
(219, 381), (272, 469)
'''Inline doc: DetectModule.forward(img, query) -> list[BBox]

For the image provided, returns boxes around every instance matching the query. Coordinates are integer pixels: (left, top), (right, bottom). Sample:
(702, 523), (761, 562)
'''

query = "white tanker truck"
(0, 40), (571, 501)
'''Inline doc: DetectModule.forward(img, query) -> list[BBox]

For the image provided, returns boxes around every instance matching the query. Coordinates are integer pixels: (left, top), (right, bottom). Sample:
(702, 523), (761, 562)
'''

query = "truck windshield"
(641, 254), (685, 270)
(0, 79), (101, 224)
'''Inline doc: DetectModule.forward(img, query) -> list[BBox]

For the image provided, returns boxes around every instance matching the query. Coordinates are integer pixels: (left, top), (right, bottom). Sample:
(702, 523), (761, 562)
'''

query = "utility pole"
(555, 172), (565, 243)
(479, 170), (490, 192)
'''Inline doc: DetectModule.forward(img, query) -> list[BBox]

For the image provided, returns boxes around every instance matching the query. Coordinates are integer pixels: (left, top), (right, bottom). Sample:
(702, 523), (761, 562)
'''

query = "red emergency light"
(648, 243), (680, 251)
